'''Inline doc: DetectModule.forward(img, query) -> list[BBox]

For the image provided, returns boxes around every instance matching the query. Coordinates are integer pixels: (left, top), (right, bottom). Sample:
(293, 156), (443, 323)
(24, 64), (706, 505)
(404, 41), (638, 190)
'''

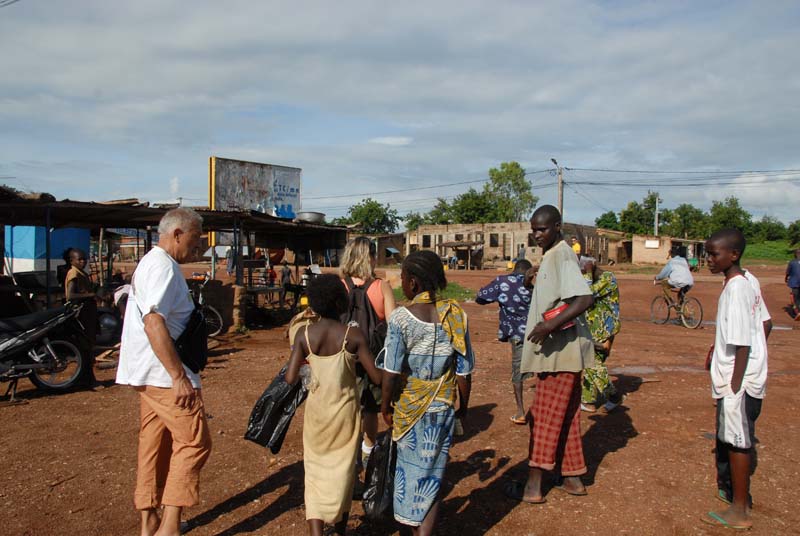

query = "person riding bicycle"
(654, 247), (694, 302)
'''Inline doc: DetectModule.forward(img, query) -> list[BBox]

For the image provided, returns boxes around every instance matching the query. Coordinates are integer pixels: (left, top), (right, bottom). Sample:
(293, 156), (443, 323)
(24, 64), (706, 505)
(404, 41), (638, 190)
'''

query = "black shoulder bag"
(133, 278), (208, 373)
(174, 306), (208, 373)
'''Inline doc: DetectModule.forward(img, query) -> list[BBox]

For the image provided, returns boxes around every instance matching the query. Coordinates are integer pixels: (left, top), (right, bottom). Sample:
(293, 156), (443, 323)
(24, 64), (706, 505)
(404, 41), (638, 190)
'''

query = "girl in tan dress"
(286, 274), (382, 536)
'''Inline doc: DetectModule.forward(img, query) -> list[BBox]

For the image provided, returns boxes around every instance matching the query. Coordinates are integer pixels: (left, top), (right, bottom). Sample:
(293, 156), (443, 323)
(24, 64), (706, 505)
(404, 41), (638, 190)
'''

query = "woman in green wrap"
(381, 250), (475, 535)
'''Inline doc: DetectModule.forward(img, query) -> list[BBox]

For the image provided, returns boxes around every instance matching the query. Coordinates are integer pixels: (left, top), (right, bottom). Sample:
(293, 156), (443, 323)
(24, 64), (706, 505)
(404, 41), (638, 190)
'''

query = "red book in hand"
(542, 303), (575, 330)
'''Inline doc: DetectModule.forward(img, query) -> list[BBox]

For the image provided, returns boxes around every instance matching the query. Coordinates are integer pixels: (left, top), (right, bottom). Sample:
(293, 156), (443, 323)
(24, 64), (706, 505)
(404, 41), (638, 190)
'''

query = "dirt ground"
(1, 264), (798, 535)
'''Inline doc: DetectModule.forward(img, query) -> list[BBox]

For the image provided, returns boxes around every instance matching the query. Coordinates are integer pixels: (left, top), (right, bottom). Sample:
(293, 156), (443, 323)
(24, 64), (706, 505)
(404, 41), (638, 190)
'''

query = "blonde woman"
(339, 236), (396, 467)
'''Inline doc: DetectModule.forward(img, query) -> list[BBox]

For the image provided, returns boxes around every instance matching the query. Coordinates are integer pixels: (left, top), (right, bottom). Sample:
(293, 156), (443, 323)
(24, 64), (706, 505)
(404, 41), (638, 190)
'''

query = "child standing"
(285, 274), (382, 536)
(475, 259), (533, 424)
(703, 229), (768, 530)
(64, 248), (97, 386)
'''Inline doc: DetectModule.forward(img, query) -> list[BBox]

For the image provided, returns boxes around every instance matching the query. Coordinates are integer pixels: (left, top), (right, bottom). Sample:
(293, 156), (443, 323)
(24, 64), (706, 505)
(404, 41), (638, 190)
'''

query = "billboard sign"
(209, 156), (301, 218)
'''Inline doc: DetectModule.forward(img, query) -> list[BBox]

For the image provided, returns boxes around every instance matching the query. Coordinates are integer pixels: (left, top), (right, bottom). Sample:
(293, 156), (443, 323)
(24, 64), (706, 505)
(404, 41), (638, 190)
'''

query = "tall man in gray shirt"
(506, 205), (594, 504)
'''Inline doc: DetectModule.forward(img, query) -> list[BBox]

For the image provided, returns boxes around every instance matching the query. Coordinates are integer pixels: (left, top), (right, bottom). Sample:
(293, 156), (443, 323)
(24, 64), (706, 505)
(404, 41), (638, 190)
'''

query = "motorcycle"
(0, 301), (90, 402)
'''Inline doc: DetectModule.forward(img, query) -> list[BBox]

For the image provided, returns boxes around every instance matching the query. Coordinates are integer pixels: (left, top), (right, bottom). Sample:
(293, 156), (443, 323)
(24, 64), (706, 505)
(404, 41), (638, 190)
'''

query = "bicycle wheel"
(679, 297), (703, 329)
(650, 296), (671, 324)
(203, 305), (224, 337)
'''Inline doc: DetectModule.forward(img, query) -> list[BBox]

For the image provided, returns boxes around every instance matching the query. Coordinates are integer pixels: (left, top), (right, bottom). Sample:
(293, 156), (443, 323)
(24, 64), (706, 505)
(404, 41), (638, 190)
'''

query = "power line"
(568, 167), (800, 174)
(0, 0), (22, 7)
(565, 182), (612, 213)
(308, 181), (558, 212)
(304, 168), (552, 200)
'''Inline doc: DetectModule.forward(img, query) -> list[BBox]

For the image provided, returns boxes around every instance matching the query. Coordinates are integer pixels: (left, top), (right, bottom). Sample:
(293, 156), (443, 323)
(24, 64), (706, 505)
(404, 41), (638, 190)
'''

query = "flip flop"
(553, 483), (588, 496)
(716, 489), (753, 508)
(701, 511), (752, 530)
(503, 481), (546, 504)
(510, 415), (527, 425)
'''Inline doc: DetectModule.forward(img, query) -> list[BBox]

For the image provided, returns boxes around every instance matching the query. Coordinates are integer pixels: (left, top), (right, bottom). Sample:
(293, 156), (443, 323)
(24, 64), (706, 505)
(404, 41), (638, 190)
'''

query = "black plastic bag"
(362, 430), (397, 520)
(244, 366), (308, 454)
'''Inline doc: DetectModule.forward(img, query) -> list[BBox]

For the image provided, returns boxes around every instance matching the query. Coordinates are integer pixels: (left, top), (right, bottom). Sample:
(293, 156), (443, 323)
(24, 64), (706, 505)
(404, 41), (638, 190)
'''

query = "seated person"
(654, 247), (694, 301)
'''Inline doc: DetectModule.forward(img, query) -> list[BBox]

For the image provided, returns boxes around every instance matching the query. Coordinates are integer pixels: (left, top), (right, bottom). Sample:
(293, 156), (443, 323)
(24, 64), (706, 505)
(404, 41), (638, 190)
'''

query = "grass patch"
(393, 281), (475, 304)
(743, 240), (795, 263)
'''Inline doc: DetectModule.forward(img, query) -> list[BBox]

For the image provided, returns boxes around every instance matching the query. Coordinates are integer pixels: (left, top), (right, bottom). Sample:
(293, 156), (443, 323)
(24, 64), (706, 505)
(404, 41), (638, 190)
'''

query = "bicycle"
(190, 273), (224, 337)
(650, 282), (704, 329)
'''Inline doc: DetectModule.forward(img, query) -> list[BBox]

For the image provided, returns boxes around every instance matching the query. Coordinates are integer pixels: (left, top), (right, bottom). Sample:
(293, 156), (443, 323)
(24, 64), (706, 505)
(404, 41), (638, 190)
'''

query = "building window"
(455, 233), (463, 241)
(490, 233), (499, 247)
(422, 235), (431, 248)
(437, 234), (442, 245)
(527, 233), (536, 247)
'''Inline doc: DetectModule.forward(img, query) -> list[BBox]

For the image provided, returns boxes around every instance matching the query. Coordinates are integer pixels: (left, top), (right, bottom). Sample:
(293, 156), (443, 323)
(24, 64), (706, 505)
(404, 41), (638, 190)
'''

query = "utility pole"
(551, 158), (564, 218)
(654, 195), (660, 236)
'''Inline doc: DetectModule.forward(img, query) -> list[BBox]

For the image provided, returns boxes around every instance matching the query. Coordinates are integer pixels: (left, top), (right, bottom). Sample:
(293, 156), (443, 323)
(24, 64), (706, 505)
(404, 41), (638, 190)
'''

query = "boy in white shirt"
(703, 229), (769, 530)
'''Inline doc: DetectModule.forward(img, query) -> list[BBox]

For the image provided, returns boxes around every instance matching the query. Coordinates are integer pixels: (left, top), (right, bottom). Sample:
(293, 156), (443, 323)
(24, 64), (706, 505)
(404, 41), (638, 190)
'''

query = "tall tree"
(485, 161), (538, 222)
(449, 188), (496, 224)
(332, 198), (400, 234)
(750, 215), (787, 242)
(661, 203), (707, 239)
(707, 196), (752, 237)
(595, 210), (620, 230)
(424, 198), (452, 225)
(404, 211), (425, 231)
(788, 219), (800, 246)
(619, 191), (662, 235)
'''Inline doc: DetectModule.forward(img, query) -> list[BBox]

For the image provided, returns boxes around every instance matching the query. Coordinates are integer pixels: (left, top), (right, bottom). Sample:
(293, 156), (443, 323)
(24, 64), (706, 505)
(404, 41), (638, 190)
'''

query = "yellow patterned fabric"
(411, 292), (467, 356)
(391, 367), (457, 441)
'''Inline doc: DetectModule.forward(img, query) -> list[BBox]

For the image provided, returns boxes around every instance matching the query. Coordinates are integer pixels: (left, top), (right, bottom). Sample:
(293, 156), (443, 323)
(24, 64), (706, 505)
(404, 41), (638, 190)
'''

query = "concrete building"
(405, 221), (609, 266)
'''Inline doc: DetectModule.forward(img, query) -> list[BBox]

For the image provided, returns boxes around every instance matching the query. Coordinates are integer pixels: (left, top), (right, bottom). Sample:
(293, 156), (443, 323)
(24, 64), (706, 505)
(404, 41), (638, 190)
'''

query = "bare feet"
(555, 476), (587, 496)
(154, 505), (183, 536)
(141, 509), (160, 536)
(523, 468), (545, 503)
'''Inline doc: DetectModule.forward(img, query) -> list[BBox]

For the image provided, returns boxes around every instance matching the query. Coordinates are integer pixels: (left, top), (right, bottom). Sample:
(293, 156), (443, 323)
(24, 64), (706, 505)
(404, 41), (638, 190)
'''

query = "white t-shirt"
(743, 269), (769, 397)
(116, 247), (200, 389)
(710, 274), (766, 399)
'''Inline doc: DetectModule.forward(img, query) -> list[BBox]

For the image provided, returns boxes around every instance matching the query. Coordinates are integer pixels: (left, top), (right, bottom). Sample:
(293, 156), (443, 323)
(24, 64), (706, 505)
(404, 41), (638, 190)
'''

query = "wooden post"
(45, 207), (52, 308)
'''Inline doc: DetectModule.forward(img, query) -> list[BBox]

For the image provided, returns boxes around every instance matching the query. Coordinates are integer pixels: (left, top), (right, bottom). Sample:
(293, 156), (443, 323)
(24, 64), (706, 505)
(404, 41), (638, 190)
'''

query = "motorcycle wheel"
(29, 339), (85, 391)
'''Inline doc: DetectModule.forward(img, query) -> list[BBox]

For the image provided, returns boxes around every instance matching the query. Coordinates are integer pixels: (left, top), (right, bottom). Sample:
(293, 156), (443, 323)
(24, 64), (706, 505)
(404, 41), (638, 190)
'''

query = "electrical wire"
(568, 167), (800, 174)
(304, 168), (552, 200)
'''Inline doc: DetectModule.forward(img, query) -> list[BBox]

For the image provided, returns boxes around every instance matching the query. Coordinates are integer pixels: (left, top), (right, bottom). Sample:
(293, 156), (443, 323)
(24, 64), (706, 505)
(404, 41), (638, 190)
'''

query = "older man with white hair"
(117, 207), (212, 536)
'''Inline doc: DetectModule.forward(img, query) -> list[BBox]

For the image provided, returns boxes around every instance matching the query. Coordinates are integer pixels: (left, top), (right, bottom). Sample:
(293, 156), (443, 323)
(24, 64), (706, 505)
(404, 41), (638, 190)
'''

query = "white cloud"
(369, 137), (413, 147)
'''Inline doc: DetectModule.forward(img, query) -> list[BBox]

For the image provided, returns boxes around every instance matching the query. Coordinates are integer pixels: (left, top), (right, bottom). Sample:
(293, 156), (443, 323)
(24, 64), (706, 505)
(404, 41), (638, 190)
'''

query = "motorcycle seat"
(0, 307), (68, 334)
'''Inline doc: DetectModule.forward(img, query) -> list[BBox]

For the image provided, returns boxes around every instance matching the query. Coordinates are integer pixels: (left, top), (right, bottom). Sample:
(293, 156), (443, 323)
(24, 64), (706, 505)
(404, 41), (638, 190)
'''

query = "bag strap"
(304, 324), (312, 354)
(342, 324), (352, 352)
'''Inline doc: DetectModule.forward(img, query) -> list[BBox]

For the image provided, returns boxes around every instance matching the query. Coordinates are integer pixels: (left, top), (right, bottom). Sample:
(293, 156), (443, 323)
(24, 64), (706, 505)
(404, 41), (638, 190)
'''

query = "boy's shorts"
(716, 389), (762, 449)
(510, 339), (531, 384)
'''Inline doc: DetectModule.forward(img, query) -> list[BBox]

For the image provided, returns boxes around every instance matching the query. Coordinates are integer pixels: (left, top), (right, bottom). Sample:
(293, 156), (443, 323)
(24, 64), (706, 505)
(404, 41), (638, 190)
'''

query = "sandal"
(701, 511), (752, 530)
(510, 415), (527, 425)
(503, 481), (546, 504)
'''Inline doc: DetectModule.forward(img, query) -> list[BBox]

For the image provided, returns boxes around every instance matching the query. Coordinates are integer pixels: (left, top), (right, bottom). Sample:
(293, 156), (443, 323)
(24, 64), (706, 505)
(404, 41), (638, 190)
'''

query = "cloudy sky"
(2, 0), (799, 225)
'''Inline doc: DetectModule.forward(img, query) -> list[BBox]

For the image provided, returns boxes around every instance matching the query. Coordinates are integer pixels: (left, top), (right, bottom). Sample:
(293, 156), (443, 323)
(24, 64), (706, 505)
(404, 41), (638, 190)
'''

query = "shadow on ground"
(186, 461), (303, 535)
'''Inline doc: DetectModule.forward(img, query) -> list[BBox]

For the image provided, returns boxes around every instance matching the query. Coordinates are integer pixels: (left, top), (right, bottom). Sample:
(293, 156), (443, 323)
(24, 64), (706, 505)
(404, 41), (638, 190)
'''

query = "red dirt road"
(1, 265), (797, 535)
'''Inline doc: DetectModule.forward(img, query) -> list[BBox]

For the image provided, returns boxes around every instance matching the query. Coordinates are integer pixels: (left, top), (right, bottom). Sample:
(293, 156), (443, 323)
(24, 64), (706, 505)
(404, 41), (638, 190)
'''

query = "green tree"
(619, 191), (661, 235)
(332, 198), (400, 234)
(788, 219), (800, 245)
(424, 198), (453, 225)
(662, 203), (708, 239)
(404, 211), (425, 231)
(448, 188), (496, 223)
(750, 215), (787, 242)
(485, 161), (538, 222)
(595, 210), (620, 230)
(707, 196), (752, 237)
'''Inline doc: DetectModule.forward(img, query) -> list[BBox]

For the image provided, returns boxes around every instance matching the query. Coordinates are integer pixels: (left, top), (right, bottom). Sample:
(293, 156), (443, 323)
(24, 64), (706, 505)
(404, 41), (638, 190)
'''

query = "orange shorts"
(133, 386), (212, 509)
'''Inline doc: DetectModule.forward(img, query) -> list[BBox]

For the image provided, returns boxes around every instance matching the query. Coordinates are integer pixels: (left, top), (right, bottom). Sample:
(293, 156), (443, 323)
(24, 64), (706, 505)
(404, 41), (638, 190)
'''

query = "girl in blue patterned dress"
(381, 250), (474, 534)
